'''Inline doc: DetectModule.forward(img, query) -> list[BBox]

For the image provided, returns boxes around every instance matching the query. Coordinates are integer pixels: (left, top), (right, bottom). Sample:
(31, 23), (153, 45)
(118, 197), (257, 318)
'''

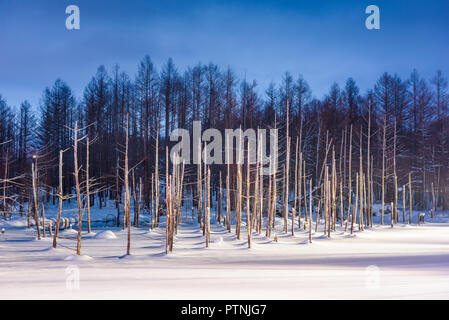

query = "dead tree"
(155, 125), (160, 228)
(116, 157), (120, 227)
(2, 151), (8, 220)
(409, 173), (412, 224)
(346, 125), (353, 231)
(197, 136), (203, 228)
(246, 147), (251, 248)
(73, 121), (85, 256)
(381, 117), (387, 225)
(31, 161), (40, 240)
(86, 136), (92, 233)
(292, 137), (298, 235)
(218, 171), (222, 224)
(206, 168), (211, 248)
(308, 179), (313, 243)
(124, 115), (131, 255)
(53, 149), (66, 248)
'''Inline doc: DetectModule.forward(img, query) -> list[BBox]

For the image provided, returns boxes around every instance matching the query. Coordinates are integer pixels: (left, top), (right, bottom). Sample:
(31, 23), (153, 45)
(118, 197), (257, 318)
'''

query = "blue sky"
(0, 0), (448, 109)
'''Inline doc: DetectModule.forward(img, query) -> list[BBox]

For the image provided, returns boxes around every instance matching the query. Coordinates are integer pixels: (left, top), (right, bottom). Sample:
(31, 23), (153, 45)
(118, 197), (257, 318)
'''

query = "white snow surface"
(1, 200), (449, 299)
(93, 230), (117, 240)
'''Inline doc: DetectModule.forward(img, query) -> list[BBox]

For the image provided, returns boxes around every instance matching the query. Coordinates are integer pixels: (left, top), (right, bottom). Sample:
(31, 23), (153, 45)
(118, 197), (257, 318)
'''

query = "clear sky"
(0, 0), (448, 110)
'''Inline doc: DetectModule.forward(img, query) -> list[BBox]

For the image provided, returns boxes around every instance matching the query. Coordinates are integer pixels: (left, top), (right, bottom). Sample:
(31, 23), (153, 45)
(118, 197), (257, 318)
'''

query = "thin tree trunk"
(308, 179), (313, 243)
(346, 125), (353, 231)
(409, 173), (412, 224)
(246, 147), (251, 248)
(125, 115), (131, 255)
(31, 162), (40, 240)
(284, 137), (290, 233)
(292, 138), (298, 235)
(73, 122), (83, 256)
(155, 126), (160, 228)
(86, 136), (91, 233)
(116, 157), (120, 227)
(218, 171), (222, 224)
(381, 117), (386, 225)
(53, 150), (64, 248)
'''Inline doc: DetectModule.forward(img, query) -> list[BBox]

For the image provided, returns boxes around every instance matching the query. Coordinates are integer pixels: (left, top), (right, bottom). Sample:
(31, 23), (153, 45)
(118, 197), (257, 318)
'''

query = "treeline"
(0, 55), (448, 212)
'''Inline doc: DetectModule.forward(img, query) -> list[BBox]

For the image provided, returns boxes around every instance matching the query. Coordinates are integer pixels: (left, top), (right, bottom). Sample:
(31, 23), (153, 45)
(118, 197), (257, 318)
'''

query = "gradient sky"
(0, 0), (448, 110)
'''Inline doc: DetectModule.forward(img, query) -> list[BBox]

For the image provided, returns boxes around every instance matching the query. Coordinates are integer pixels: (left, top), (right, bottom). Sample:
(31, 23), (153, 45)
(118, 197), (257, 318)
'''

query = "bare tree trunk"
(206, 168), (211, 247)
(116, 157), (120, 227)
(246, 147), (251, 248)
(226, 162), (231, 232)
(197, 138), (203, 228)
(359, 129), (364, 231)
(351, 172), (359, 235)
(381, 117), (386, 225)
(155, 126), (160, 228)
(402, 185), (406, 223)
(27, 190), (32, 229)
(258, 152), (263, 234)
(409, 173), (413, 224)
(292, 137), (298, 235)
(236, 157), (242, 240)
(315, 187), (322, 233)
(2, 152), (8, 221)
(297, 152), (303, 230)
(370, 156), (374, 227)
(332, 150), (337, 231)
(272, 151), (277, 230)
(165, 176), (171, 254)
(266, 172), (273, 238)
(73, 122), (83, 256)
(431, 182), (435, 218)
(53, 150), (64, 248)
(125, 115), (131, 255)
(284, 137), (290, 233)
(41, 199), (46, 237)
(236, 131), (243, 240)
(132, 170), (137, 226)
(340, 179), (344, 227)
(367, 104), (372, 226)
(218, 171), (222, 224)
(346, 125), (353, 231)
(202, 143), (207, 236)
(303, 160), (308, 230)
(86, 136), (91, 233)
(308, 179), (313, 243)
(151, 173), (155, 229)
(137, 177), (142, 227)
(393, 119), (398, 224)
(31, 162), (40, 240)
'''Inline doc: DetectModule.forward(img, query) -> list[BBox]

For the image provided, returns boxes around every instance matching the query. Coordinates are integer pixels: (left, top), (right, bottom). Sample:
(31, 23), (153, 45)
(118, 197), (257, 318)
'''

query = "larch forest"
(1, 55), (448, 255)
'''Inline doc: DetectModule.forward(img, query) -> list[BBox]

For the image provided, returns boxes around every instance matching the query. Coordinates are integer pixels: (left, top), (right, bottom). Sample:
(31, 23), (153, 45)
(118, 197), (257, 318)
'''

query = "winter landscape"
(1, 1), (449, 300)
(1, 201), (449, 299)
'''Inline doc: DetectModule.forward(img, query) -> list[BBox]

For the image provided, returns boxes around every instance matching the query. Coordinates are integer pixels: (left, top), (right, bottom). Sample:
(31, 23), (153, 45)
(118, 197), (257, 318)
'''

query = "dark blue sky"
(1, 0), (448, 109)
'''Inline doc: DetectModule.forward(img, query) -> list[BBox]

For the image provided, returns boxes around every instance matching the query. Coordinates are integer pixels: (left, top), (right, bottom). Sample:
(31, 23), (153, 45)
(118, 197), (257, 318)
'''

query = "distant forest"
(0, 55), (448, 212)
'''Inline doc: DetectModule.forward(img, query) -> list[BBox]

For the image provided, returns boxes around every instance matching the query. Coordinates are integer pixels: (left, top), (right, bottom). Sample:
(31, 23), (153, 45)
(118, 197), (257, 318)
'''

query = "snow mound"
(33, 236), (53, 242)
(64, 254), (93, 261)
(94, 230), (117, 240)
(212, 237), (224, 245)
(63, 229), (78, 235)
(5, 219), (28, 227)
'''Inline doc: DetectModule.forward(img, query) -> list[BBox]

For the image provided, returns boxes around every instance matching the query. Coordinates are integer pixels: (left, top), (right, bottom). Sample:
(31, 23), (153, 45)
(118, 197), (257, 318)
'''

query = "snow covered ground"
(1, 201), (449, 300)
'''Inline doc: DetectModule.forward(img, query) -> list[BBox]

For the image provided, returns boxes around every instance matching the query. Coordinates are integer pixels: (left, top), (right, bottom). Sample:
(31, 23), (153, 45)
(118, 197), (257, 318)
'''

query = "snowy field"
(1, 202), (449, 300)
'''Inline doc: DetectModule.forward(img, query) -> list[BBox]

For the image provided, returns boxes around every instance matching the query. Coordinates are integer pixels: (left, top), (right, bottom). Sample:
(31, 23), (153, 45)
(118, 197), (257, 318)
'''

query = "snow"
(64, 254), (93, 262)
(93, 230), (117, 240)
(1, 200), (449, 299)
